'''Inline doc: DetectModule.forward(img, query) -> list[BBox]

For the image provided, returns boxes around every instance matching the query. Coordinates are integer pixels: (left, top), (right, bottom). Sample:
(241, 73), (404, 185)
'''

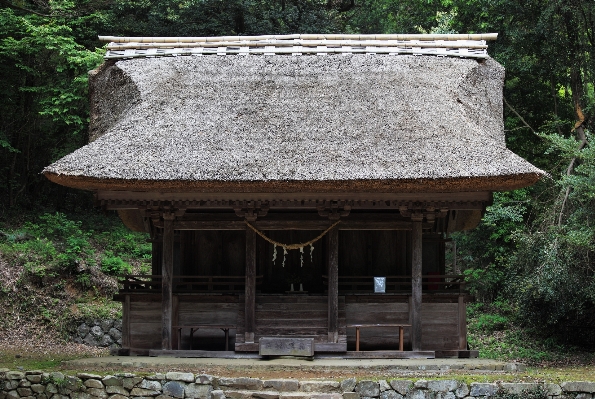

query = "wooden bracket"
(399, 204), (448, 222)
(234, 201), (270, 221)
(317, 201), (351, 220)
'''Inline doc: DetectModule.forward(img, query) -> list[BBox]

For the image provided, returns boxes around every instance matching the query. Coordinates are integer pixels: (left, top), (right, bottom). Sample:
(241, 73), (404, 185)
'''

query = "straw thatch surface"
(44, 54), (544, 193)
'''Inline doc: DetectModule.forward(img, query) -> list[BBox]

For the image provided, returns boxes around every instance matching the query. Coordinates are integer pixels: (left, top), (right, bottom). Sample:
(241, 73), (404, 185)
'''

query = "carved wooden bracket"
(234, 201), (270, 222)
(399, 205), (448, 222)
(317, 201), (351, 220)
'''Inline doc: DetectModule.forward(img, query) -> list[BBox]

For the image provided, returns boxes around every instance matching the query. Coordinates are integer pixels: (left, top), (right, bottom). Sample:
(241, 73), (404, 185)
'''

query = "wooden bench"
(347, 324), (411, 351)
(173, 325), (235, 351)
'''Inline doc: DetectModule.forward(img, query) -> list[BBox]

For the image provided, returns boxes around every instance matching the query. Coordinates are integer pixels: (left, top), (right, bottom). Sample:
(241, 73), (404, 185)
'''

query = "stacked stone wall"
(1, 370), (595, 399)
(73, 320), (122, 349)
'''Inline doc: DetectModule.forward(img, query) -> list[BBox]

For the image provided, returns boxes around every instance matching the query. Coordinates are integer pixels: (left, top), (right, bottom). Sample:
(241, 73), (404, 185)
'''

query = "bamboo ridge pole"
(99, 33), (498, 43)
(106, 40), (489, 50)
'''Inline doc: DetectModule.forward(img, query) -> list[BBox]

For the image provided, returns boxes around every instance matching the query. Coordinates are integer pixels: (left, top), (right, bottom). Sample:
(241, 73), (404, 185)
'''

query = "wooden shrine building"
(44, 34), (544, 358)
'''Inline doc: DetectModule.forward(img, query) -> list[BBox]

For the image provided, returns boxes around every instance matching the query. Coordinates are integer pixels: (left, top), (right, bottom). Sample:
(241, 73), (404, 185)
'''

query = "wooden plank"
(259, 337), (314, 357)
(327, 227), (339, 343)
(244, 228), (256, 343)
(162, 213), (175, 350)
(411, 219), (422, 351)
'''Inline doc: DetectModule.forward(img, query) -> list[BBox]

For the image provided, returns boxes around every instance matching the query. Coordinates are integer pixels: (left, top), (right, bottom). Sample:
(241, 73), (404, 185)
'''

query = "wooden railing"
(322, 275), (466, 293)
(119, 275), (263, 293)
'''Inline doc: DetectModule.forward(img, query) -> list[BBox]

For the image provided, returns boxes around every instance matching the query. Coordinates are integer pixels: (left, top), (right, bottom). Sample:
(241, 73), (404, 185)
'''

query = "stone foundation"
(73, 319), (122, 348)
(1, 370), (594, 399)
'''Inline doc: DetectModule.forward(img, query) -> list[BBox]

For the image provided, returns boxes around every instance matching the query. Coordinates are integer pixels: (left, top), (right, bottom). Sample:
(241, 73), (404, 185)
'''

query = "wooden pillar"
(327, 227), (339, 343)
(245, 227), (256, 343)
(122, 294), (130, 348)
(411, 218), (423, 351)
(458, 295), (468, 350)
(161, 213), (175, 350)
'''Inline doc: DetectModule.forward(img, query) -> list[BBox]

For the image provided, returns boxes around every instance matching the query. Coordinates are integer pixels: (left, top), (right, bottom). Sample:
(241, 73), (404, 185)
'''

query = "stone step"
(222, 390), (344, 399)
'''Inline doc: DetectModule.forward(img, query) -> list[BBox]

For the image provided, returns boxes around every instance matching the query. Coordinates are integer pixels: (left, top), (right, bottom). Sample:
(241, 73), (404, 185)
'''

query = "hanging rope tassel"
(244, 220), (341, 266)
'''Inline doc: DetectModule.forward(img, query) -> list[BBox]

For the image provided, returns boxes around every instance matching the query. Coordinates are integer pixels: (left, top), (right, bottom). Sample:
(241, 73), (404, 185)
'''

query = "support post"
(161, 213), (175, 350)
(245, 227), (256, 343)
(327, 227), (339, 343)
(458, 295), (468, 350)
(411, 217), (423, 351)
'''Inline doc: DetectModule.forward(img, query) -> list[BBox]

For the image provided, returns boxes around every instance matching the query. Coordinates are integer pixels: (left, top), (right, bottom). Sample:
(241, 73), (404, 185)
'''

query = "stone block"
(195, 375), (214, 385)
(300, 381), (340, 393)
(378, 381), (391, 393)
(17, 388), (32, 396)
(71, 392), (92, 399)
(113, 320), (123, 330)
(355, 381), (379, 398)
(140, 380), (162, 391)
(253, 393), (280, 399)
(545, 384), (562, 396)
(87, 388), (108, 398)
(454, 384), (468, 399)
(78, 374), (102, 380)
(388, 381), (412, 396)
(561, 382), (595, 393)
(278, 394), (311, 399)
(90, 326), (104, 338)
(211, 390), (226, 399)
(6, 391), (19, 399)
(469, 383), (497, 397)
(100, 319), (114, 331)
(259, 337), (314, 357)
(100, 335), (114, 347)
(263, 380), (299, 392)
(380, 391), (403, 399)
(7, 372), (25, 380)
(218, 378), (263, 391)
(26, 376), (42, 384)
(500, 383), (540, 395)
(504, 363), (526, 372)
(5, 381), (19, 390)
(46, 384), (58, 394)
(407, 391), (431, 399)
(102, 377), (122, 387)
(340, 379), (356, 393)
(130, 388), (160, 397)
(30, 384), (45, 393)
(166, 373), (195, 383)
(427, 381), (457, 393)
(343, 393), (360, 399)
(576, 394), (593, 399)
(222, 391), (252, 399)
(413, 381), (427, 389)
(163, 381), (186, 398)
(107, 395), (128, 399)
(436, 393), (455, 399)
(123, 378), (144, 390)
(85, 380), (104, 389)
(155, 395), (175, 399)
(18, 381), (31, 388)
(310, 394), (342, 399)
(106, 386), (129, 396)
(185, 383), (212, 399)
(147, 374), (166, 382)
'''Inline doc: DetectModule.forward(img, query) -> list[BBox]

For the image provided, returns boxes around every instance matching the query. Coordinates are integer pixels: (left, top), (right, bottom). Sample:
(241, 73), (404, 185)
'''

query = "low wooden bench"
(173, 325), (235, 351)
(347, 324), (411, 351)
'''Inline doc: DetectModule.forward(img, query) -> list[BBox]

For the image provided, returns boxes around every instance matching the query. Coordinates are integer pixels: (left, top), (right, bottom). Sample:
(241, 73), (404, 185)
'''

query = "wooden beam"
(245, 227), (256, 343)
(411, 219), (423, 351)
(327, 226), (339, 343)
(161, 213), (175, 350)
(162, 220), (427, 230)
(98, 190), (492, 203)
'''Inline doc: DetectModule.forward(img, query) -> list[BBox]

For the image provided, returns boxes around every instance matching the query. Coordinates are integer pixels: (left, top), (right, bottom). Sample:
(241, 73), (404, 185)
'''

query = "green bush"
(100, 251), (132, 276)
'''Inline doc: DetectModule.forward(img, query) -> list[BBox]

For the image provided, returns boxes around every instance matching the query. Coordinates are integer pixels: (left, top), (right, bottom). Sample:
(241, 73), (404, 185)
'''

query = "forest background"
(0, 0), (594, 364)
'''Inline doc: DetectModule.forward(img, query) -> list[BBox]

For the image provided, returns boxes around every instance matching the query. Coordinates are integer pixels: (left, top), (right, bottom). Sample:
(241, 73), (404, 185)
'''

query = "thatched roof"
(44, 49), (544, 193)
